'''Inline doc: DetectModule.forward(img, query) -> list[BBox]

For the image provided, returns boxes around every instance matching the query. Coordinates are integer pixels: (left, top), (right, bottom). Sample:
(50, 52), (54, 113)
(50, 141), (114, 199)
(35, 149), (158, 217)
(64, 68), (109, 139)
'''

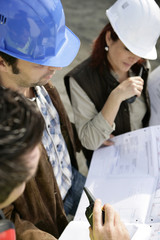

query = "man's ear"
(0, 57), (8, 72)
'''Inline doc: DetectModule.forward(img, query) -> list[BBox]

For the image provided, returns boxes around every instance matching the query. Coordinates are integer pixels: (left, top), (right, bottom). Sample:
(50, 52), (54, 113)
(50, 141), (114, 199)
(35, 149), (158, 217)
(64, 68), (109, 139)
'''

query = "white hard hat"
(106, 0), (160, 60)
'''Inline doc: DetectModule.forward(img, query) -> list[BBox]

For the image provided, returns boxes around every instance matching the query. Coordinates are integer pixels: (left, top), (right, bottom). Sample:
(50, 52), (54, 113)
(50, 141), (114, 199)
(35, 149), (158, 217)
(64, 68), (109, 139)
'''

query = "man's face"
(6, 58), (62, 88)
(0, 145), (40, 209)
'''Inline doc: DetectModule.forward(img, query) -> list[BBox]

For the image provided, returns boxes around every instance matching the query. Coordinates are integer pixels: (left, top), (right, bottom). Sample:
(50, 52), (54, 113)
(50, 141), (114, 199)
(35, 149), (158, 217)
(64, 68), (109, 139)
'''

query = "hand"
(113, 76), (144, 102)
(89, 199), (130, 240)
(103, 134), (114, 146)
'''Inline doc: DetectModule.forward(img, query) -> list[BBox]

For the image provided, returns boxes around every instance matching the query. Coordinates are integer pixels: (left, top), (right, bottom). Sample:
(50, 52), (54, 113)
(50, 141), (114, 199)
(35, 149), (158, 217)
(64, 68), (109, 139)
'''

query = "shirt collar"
(110, 69), (134, 83)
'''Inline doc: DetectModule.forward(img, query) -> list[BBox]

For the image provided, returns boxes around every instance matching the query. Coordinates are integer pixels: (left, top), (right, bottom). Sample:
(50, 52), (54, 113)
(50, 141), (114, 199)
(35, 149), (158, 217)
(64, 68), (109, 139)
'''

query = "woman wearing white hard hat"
(64, 0), (160, 166)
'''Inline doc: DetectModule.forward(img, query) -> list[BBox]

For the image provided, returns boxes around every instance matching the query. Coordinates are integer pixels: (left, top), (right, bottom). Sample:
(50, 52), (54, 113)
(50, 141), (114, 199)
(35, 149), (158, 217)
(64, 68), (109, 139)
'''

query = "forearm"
(101, 88), (123, 126)
(70, 79), (115, 150)
(77, 112), (115, 150)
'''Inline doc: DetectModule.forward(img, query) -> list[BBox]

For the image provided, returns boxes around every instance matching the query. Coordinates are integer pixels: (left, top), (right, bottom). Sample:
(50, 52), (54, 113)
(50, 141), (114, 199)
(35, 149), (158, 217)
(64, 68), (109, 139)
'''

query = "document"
(59, 221), (151, 240)
(74, 126), (160, 240)
(59, 221), (90, 240)
(61, 68), (160, 239)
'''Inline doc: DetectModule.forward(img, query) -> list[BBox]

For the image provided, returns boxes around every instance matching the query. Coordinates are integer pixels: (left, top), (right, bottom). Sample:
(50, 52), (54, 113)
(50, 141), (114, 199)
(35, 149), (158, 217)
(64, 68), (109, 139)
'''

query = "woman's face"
(105, 31), (140, 76)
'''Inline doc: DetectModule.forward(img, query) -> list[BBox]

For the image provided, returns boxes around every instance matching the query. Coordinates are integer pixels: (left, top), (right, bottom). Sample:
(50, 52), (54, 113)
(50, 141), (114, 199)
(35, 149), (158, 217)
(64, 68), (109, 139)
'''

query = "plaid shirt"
(34, 86), (72, 199)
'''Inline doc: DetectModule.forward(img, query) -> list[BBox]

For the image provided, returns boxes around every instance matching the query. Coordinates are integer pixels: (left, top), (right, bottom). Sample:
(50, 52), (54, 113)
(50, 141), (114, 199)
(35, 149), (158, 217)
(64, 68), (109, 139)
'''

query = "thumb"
(89, 226), (94, 240)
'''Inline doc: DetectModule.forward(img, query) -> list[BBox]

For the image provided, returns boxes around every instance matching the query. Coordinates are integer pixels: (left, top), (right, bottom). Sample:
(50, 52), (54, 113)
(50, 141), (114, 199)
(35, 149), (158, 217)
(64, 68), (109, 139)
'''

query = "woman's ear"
(105, 31), (112, 47)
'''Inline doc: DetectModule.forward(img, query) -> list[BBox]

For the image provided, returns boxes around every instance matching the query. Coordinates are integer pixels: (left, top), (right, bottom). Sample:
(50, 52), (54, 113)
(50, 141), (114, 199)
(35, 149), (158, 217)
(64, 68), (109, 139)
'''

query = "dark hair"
(0, 88), (44, 203)
(0, 51), (19, 74)
(91, 23), (118, 70)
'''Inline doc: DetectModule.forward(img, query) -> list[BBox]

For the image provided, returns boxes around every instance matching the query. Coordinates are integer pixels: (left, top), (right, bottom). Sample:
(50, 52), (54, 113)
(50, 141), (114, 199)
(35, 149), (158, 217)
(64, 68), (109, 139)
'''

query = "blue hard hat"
(0, 0), (80, 67)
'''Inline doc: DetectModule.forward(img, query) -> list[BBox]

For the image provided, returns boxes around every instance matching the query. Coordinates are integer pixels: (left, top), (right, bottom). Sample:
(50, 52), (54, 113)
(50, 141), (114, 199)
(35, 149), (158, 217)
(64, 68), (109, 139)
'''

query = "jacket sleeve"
(69, 78), (115, 150)
(3, 205), (58, 240)
(3, 147), (68, 240)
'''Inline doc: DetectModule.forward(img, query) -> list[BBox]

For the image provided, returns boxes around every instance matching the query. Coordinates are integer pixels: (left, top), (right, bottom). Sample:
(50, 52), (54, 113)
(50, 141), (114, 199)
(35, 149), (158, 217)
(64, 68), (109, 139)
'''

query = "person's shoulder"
(44, 81), (60, 99)
(44, 81), (55, 90)
(65, 57), (92, 77)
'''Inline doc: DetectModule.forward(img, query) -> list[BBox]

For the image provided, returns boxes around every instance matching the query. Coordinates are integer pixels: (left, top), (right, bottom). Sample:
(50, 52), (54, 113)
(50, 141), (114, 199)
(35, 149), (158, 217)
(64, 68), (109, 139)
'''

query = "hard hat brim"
(115, 31), (158, 60)
(39, 26), (81, 67)
(136, 46), (157, 60)
(0, 26), (80, 68)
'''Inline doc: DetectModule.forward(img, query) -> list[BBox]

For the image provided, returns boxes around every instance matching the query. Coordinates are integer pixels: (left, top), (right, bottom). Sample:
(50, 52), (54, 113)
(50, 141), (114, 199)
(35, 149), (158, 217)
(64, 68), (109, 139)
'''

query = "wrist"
(109, 89), (123, 104)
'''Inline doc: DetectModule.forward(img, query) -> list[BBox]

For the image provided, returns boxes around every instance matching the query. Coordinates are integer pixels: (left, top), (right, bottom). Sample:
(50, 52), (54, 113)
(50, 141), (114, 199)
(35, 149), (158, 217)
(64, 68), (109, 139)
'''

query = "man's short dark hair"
(0, 51), (19, 74)
(0, 87), (44, 203)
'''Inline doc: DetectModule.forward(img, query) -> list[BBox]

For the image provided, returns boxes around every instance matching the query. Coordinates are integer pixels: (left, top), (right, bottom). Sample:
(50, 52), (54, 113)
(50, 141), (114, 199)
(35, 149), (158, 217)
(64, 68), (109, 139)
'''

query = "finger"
(132, 80), (143, 88)
(109, 134), (115, 139)
(136, 76), (144, 83)
(136, 76), (144, 82)
(93, 199), (102, 229)
(128, 77), (144, 88)
(103, 140), (114, 146)
(103, 204), (115, 227)
(103, 134), (115, 146)
(135, 80), (144, 88)
(135, 85), (143, 96)
(114, 210), (121, 226)
(128, 80), (143, 96)
(136, 83), (144, 90)
(130, 76), (144, 83)
(89, 227), (94, 240)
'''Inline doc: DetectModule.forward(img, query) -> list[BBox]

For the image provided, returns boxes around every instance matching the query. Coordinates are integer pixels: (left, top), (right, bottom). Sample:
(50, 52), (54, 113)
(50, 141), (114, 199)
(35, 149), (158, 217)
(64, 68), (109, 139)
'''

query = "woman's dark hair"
(0, 88), (44, 203)
(91, 23), (118, 70)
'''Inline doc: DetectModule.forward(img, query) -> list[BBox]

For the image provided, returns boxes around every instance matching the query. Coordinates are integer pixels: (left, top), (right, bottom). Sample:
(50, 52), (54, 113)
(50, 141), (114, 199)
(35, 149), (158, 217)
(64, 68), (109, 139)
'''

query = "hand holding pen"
(89, 199), (130, 240)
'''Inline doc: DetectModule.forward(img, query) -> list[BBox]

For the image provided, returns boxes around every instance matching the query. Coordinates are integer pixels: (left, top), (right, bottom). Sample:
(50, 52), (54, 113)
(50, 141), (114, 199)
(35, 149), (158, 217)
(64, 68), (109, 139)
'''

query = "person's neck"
(0, 75), (34, 98)
(22, 87), (35, 98)
(118, 72), (128, 83)
(107, 56), (128, 83)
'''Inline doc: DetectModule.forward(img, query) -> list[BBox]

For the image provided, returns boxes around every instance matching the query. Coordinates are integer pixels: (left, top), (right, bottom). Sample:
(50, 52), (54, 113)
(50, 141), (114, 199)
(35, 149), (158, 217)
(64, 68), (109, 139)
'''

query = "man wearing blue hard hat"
(0, 0), (86, 239)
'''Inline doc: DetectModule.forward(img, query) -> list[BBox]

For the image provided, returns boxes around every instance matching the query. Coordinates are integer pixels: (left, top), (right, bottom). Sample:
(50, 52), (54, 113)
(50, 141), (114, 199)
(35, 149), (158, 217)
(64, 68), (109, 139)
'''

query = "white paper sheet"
(75, 177), (155, 224)
(74, 126), (160, 239)
(59, 221), (150, 240)
(59, 221), (90, 240)
(149, 223), (160, 240)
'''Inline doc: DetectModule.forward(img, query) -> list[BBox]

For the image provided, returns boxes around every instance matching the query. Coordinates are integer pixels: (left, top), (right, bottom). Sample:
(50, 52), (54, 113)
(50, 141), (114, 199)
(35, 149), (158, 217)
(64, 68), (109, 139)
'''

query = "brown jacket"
(3, 83), (81, 240)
